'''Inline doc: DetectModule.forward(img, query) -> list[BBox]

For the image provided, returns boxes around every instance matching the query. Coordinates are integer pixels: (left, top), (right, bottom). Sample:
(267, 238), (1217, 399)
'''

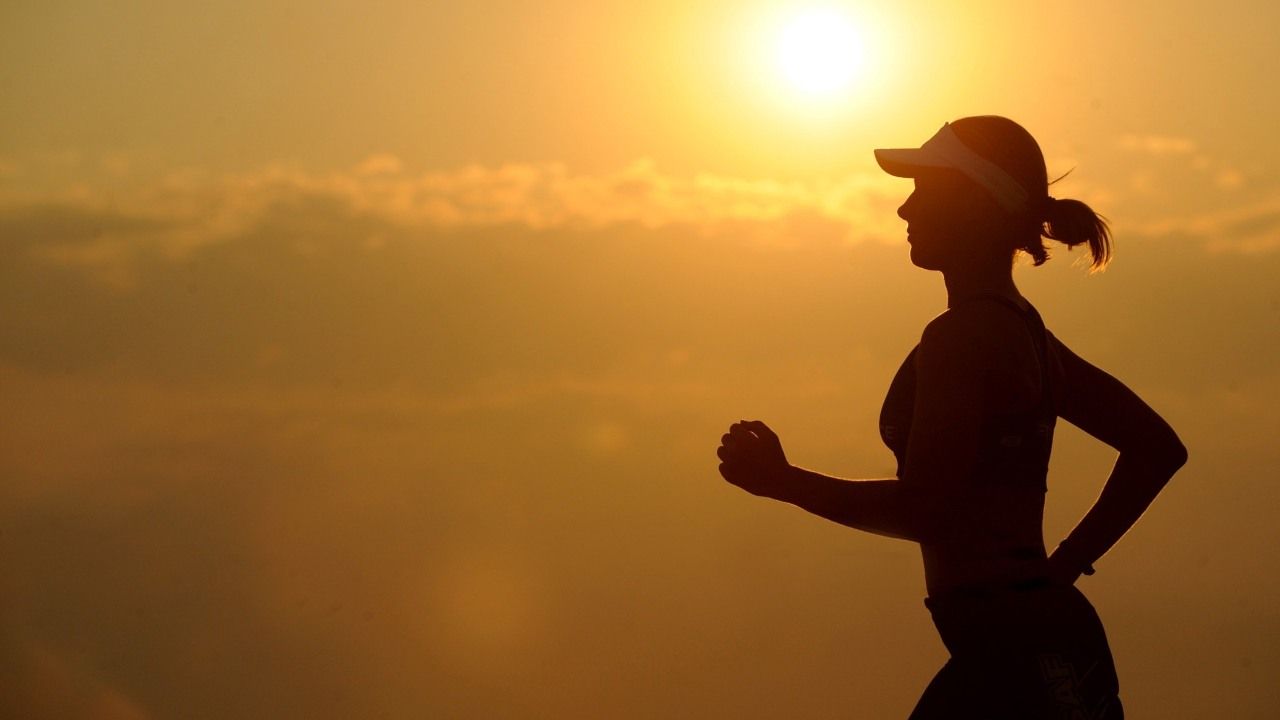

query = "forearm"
(769, 464), (920, 541)
(1052, 445), (1188, 574)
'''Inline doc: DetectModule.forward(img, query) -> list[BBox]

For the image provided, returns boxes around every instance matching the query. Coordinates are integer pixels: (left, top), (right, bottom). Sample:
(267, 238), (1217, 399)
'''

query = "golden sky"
(2, 1), (1278, 718)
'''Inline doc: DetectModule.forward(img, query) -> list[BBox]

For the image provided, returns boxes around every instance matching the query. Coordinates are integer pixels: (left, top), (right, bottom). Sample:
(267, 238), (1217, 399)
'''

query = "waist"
(923, 575), (1052, 612)
(921, 540), (1049, 599)
(921, 578), (1109, 661)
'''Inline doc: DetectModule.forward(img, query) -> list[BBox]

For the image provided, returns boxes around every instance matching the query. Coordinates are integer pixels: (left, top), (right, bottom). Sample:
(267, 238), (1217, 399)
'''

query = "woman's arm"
(1046, 333), (1188, 580)
(718, 420), (917, 539)
(718, 307), (994, 543)
(770, 465), (917, 541)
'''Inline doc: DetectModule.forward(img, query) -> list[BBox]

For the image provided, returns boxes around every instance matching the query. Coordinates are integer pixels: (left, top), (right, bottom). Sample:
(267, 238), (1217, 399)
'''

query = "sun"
(775, 7), (866, 98)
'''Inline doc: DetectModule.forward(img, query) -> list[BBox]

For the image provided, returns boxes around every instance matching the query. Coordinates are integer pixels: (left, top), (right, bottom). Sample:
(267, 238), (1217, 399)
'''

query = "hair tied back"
(1039, 195), (1059, 220)
(1038, 195), (1112, 272)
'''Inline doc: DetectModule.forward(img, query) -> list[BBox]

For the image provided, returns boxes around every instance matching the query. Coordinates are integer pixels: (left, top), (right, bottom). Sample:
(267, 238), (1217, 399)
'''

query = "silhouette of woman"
(716, 116), (1186, 719)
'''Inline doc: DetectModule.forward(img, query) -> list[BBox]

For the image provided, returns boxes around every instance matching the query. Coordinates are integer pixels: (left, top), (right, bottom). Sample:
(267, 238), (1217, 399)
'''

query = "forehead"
(911, 167), (969, 190)
(907, 167), (997, 210)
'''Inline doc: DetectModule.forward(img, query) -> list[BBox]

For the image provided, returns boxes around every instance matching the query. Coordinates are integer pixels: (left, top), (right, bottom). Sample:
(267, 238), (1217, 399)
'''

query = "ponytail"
(1017, 194), (1113, 272)
(1043, 197), (1112, 271)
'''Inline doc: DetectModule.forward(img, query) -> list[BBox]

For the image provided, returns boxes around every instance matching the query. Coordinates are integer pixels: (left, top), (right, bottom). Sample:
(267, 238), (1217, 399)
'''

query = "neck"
(943, 259), (1019, 309)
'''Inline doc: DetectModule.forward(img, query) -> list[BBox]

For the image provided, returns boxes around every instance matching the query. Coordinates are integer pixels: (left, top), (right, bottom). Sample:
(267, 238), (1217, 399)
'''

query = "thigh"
(907, 655), (1033, 720)
(1021, 586), (1125, 719)
(908, 651), (1123, 720)
(1026, 639), (1125, 719)
(907, 658), (972, 720)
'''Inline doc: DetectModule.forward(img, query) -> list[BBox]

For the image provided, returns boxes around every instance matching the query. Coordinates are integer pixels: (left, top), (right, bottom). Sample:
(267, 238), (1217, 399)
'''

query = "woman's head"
(876, 115), (1111, 272)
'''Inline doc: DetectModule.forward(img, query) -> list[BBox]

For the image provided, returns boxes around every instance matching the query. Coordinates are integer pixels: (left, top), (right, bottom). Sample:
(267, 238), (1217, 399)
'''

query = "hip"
(924, 579), (1116, 664)
(918, 580), (1123, 717)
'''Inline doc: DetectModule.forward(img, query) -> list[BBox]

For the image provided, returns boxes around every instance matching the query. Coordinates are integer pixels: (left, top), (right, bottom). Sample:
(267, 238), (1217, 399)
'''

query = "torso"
(879, 293), (1059, 596)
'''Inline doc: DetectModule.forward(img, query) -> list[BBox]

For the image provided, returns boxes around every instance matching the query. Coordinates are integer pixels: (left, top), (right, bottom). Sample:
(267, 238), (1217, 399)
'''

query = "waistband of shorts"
(923, 575), (1052, 611)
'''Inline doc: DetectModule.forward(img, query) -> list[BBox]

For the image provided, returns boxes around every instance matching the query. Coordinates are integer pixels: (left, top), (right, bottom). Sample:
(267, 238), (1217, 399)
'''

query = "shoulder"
(1045, 327), (1101, 388)
(919, 300), (1026, 359)
(915, 300), (1035, 400)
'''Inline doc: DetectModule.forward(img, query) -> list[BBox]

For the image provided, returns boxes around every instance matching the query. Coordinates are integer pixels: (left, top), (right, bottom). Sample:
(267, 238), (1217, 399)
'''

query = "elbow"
(1159, 429), (1189, 474)
(1169, 437), (1189, 472)
(1125, 432), (1188, 479)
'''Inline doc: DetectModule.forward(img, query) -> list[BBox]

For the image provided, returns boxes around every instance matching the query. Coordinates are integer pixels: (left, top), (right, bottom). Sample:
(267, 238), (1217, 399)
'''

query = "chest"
(877, 343), (1054, 482)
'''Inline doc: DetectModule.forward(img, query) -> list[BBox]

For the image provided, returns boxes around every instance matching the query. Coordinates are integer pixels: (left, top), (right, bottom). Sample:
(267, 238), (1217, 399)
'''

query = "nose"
(897, 190), (916, 222)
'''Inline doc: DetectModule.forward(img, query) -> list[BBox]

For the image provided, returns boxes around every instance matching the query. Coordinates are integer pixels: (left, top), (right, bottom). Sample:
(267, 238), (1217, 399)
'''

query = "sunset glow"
(1, 0), (1277, 718)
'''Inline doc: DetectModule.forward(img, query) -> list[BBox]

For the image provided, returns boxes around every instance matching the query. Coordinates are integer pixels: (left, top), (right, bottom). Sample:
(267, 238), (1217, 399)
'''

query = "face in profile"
(897, 168), (1005, 272)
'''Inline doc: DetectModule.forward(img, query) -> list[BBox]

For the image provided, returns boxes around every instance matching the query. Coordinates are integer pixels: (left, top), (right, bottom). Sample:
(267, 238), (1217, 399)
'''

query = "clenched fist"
(717, 420), (792, 498)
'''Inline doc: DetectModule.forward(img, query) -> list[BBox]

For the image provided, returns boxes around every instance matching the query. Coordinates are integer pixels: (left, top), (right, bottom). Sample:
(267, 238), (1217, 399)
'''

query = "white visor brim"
(874, 123), (1030, 214)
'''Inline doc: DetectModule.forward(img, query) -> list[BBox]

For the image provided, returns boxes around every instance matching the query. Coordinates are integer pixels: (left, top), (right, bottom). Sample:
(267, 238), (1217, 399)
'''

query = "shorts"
(908, 578), (1124, 720)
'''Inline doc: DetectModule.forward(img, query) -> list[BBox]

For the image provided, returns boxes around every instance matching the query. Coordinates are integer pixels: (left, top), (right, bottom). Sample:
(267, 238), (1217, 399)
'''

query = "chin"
(909, 244), (945, 271)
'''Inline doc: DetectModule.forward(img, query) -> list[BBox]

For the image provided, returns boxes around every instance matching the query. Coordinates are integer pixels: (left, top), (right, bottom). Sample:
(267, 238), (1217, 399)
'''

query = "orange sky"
(2, 2), (1278, 718)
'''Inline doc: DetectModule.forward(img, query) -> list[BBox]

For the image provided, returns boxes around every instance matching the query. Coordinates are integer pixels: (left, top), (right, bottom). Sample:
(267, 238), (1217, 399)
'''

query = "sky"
(2, 1), (1278, 718)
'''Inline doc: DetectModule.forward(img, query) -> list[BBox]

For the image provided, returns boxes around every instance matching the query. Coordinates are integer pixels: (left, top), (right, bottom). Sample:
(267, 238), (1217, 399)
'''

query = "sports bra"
(878, 294), (1056, 490)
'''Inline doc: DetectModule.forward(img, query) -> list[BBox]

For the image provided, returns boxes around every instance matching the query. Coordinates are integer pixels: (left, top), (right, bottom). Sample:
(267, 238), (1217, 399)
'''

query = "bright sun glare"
(775, 7), (865, 98)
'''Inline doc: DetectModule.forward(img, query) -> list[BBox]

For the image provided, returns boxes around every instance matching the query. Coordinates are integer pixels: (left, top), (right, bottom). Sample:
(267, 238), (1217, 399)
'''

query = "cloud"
(1130, 192), (1280, 253)
(0, 198), (915, 394)
(1213, 167), (1245, 191)
(1090, 130), (1280, 251)
(0, 158), (906, 273)
(354, 153), (403, 176)
(1117, 133), (1197, 155)
(5, 146), (1276, 305)
(3, 153), (1278, 400)
(0, 203), (179, 290)
(1112, 132), (1253, 197)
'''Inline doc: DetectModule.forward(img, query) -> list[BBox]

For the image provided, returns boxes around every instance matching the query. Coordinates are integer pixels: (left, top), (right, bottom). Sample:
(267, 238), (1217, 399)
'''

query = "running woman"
(716, 115), (1187, 719)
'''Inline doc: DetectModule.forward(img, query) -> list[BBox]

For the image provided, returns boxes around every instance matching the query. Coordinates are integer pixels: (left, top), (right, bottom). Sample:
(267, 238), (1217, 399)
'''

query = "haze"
(2, 1), (1278, 718)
